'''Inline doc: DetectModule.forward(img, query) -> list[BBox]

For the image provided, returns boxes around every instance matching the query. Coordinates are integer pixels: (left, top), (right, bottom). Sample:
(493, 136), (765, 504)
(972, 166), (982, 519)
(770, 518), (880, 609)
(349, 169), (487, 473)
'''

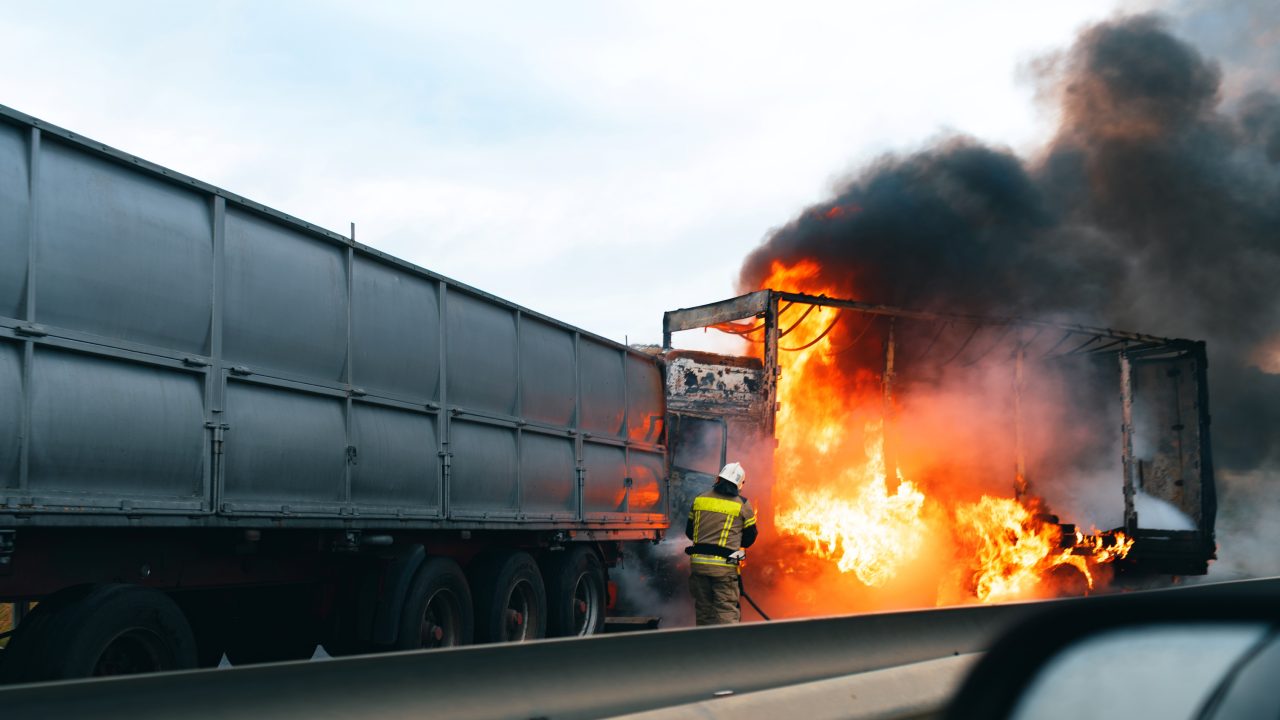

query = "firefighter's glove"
(728, 549), (746, 562)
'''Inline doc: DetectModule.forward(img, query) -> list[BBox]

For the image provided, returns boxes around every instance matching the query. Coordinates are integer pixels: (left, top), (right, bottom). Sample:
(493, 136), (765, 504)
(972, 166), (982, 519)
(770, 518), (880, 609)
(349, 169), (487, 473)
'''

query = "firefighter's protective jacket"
(684, 487), (757, 571)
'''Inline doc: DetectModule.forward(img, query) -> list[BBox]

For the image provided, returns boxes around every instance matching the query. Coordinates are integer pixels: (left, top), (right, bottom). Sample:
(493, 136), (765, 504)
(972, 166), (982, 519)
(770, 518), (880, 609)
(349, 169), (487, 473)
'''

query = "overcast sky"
(3, 1), (1129, 347)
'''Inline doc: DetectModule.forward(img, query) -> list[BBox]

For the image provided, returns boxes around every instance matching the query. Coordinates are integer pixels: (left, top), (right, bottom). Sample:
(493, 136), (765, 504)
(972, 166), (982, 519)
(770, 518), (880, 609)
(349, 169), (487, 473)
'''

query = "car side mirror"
(946, 587), (1280, 720)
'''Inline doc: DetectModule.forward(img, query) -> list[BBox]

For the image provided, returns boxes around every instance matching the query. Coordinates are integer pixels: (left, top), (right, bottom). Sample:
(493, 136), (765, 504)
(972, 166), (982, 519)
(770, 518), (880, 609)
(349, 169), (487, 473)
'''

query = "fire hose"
(738, 573), (772, 621)
(735, 553), (772, 621)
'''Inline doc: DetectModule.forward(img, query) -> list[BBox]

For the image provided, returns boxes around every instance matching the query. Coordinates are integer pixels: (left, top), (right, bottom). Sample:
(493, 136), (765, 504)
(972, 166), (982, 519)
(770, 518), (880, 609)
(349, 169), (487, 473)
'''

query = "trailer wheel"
(395, 556), (474, 649)
(544, 546), (606, 637)
(0, 591), (63, 682)
(469, 551), (547, 643)
(0, 584), (196, 684)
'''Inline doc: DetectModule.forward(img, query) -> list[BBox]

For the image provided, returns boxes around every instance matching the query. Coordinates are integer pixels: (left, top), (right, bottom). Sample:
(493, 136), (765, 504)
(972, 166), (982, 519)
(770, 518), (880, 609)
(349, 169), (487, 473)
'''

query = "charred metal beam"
(665, 290), (1190, 356)
(1043, 340), (1167, 361)
(1013, 340), (1027, 501)
(882, 318), (898, 492)
(762, 295), (781, 438)
(769, 291), (1182, 347)
(1120, 351), (1138, 532)
(1123, 340), (1201, 359)
(1056, 336), (1128, 357)
(663, 291), (772, 347)
(1192, 341), (1217, 544)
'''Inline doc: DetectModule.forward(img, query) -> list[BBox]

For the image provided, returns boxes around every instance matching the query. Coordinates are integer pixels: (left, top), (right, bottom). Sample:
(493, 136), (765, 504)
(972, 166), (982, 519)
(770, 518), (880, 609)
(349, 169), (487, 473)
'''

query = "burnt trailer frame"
(0, 102), (668, 540)
(664, 289), (1217, 575)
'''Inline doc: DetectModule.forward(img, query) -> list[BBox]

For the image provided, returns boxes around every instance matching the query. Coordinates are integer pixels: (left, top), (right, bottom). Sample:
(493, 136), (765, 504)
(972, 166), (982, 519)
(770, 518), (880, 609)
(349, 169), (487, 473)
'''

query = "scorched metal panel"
(351, 257), (440, 401)
(350, 402), (440, 512)
(0, 123), (28, 321)
(28, 348), (205, 500)
(221, 380), (346, 506)
(223, 208), (347, 382)
(35, 141), (213, 354)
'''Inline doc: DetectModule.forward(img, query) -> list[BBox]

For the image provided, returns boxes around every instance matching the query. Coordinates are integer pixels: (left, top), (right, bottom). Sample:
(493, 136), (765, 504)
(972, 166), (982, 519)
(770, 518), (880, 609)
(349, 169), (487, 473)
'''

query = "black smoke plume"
(740, 13), (1280, 473)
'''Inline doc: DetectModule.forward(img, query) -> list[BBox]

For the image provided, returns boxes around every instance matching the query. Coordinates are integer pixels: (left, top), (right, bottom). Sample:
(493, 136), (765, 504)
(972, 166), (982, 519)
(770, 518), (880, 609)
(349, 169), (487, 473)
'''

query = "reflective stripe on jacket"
(686, 489), (757, 567)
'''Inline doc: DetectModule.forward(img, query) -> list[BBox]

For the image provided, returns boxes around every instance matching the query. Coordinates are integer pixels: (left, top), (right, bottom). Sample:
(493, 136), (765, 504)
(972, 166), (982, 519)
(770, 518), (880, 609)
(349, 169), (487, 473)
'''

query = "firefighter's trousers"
(689, 566), (740, 625)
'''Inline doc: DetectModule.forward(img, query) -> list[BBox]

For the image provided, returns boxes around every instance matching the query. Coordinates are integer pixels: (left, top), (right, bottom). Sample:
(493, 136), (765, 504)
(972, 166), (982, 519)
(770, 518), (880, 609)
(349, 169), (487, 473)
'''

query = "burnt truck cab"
(662, 350), (771, 522)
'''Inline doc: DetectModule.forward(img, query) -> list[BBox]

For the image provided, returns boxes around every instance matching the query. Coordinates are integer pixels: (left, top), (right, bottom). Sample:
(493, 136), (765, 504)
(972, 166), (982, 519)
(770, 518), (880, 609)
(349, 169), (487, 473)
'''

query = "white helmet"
(718, 462), (746, 489)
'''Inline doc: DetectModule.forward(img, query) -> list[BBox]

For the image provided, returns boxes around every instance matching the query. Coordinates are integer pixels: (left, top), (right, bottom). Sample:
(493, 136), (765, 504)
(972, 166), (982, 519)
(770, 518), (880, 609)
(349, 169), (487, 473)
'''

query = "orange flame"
(955, 497), (1079, 602)
(775, 420), (926, 586)
(757, 259), (1132, 607)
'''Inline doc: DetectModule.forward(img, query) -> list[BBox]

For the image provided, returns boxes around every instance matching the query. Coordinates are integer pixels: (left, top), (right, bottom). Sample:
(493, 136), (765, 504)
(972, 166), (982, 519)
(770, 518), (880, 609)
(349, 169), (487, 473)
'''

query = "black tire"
(0, 591), (67, 683)
(468, 550), (547, 644)
(543, 546), (607, 637)
(0, 584), (197, 684)
(395, 556), (474, 650)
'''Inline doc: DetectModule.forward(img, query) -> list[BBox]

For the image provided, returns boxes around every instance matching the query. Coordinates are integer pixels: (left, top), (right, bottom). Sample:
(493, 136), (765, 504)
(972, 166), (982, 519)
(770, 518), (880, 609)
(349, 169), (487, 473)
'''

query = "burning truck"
(5, 101), (1207, 685)
(672, 11), (1280, 615)
(659, 272), (1216, 615)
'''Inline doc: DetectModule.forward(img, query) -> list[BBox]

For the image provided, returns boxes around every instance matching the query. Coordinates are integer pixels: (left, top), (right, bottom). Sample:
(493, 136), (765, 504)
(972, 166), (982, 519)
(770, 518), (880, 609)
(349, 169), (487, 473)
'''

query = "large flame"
(775, 420), (926, 587)
(755, 259), (1132, 606)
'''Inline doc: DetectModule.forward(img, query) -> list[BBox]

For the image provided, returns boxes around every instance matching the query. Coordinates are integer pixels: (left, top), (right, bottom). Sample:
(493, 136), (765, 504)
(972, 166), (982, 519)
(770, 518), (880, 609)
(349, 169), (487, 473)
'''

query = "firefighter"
(685, 461), (758, 625)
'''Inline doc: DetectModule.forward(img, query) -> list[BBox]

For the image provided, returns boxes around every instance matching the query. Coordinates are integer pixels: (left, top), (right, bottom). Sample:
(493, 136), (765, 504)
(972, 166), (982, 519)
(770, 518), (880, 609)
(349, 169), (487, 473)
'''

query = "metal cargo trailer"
(0, 104), (675, 680)
(0, 104), (666, 533)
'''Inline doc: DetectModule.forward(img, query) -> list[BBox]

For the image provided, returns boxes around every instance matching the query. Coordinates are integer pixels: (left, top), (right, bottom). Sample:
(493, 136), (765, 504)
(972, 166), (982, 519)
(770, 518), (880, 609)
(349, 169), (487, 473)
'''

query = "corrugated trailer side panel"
(0, 105), (666, 533)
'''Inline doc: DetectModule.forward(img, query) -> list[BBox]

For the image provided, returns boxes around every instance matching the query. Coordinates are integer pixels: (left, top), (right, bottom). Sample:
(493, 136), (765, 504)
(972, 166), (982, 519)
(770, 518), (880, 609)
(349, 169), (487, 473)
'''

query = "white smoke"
(611, 539), (695, 628)
(1134, 489), (1197, 531)
(1202, 469), (1280, 580)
